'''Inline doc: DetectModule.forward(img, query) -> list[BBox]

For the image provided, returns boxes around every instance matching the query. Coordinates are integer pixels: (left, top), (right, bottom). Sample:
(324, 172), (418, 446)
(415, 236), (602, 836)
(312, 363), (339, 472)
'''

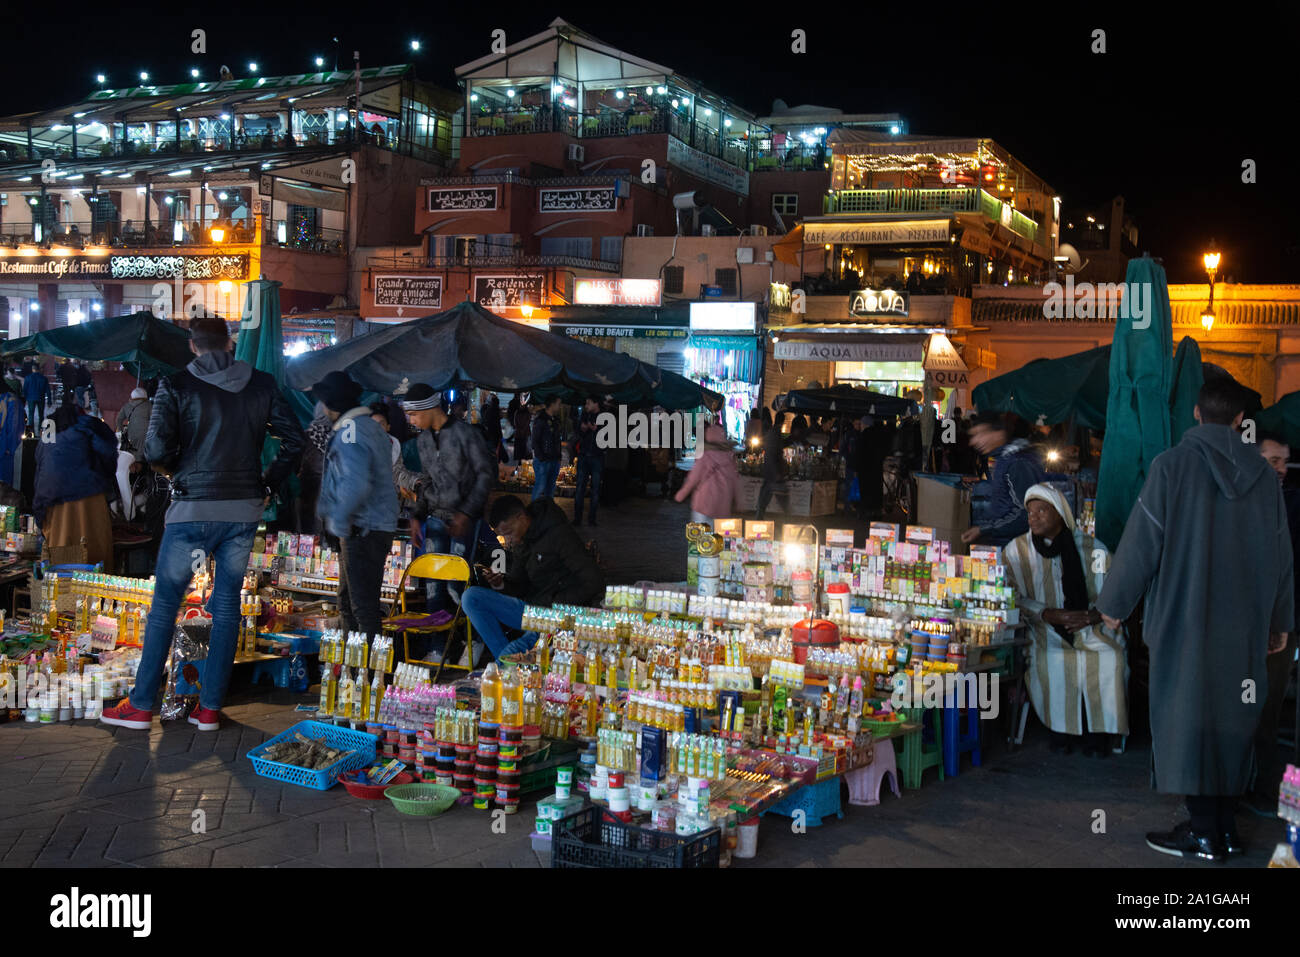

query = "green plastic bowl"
(384, 783), (460, 816)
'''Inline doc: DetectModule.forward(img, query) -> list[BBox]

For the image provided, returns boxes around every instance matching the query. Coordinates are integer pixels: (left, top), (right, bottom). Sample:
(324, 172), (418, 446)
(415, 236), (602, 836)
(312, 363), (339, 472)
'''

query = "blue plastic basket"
(246, 720), (377, 791)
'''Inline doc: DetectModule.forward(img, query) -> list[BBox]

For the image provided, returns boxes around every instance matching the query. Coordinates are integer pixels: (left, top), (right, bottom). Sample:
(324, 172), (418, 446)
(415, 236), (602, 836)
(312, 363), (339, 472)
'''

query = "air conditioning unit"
(566, 143), (585, 163)
(701, 224), (716, 237)
(635, 224), (654, 237)
(750, 225), (769, 236)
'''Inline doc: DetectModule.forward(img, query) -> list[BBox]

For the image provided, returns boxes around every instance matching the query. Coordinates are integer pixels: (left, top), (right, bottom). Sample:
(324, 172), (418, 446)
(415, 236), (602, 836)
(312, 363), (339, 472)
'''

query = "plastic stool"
(846, 738), (900, 806)
(941, 692), (983, 777)
(899, 708), (945, 789)
(763, 777), (844, 827)
(251, 657), (291, 689)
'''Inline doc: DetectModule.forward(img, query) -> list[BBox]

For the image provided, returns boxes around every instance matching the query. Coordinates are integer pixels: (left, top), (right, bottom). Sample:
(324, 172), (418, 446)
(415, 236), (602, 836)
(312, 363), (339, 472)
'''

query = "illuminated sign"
(573, 278), (662, 306)
(109, 254), (249, 280)
(539, 187), (617, 213)
(848, 288), (909, 318)
(689, 301), (756, 333)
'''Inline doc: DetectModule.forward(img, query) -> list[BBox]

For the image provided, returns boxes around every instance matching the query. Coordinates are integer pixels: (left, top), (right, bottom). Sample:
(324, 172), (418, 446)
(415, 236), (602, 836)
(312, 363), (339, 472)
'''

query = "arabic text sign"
(474, 274), (545, 311)
(573, 278), (662, 306)
(373, 274), (443, 310)
(538, 187), (617, 213)
(109, 254), (249, 280)
(427, 187), (498, 212)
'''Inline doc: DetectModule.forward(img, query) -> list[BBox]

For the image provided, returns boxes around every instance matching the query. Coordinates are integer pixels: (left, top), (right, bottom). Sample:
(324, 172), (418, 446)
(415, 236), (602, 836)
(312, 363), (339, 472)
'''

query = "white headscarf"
(1023, 483), (1075, 532)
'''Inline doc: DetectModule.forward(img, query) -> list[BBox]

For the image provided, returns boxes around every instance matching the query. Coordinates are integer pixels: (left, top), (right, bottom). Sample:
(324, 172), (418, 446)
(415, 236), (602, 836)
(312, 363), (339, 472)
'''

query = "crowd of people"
(2, 329), (1293, 865)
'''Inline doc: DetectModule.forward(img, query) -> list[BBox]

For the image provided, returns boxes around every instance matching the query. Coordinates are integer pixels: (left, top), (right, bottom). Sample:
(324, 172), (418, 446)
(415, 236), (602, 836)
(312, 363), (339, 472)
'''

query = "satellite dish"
(1057, 243), (1086, 274)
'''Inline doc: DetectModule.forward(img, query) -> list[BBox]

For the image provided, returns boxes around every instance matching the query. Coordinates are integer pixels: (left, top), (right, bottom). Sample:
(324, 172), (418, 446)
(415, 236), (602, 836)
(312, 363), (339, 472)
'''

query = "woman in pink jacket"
(675, 406), (738, 529)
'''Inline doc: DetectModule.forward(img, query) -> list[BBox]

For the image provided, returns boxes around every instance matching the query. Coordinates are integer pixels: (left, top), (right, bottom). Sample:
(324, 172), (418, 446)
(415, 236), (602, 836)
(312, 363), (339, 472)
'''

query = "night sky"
(6, 2), (1297, 284)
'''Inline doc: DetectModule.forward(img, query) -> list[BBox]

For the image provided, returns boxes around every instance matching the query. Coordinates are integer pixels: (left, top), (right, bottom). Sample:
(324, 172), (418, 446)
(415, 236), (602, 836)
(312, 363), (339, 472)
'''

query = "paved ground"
(0, 491), (1293, 868)
(0, 699), (1289, 868)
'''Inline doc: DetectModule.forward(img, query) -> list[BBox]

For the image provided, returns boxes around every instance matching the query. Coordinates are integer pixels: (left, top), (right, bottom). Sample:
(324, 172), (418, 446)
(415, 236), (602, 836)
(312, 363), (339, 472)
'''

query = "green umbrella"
(235, 277), (288, 519)
(1168, 336), (1204, 445)
(972, 345), (1111, 429)
(234, 277), (285, 389)
(1, 311), (192, 377)
(1255, 391), (1300, 448)
(1094, 257), (1174, 551)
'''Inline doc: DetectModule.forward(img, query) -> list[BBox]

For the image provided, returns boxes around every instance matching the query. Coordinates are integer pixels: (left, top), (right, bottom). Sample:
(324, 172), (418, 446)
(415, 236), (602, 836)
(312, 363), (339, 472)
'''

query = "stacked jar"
(474, 720), (499, 810)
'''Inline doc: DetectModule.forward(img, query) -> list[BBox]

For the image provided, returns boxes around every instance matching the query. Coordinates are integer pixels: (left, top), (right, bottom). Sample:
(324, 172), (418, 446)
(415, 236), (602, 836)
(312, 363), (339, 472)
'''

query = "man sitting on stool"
(464, 494), (605, 661)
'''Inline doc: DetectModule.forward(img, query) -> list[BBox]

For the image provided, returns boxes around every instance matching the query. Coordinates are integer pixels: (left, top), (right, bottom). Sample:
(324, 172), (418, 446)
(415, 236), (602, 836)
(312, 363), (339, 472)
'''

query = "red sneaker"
(188, 706), (222, 731)
(100, 698), (153, 730)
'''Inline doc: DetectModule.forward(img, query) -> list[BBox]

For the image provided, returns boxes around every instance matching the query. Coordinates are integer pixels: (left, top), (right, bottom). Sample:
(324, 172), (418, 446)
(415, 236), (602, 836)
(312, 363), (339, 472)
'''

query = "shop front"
(686, 302), (763, 442)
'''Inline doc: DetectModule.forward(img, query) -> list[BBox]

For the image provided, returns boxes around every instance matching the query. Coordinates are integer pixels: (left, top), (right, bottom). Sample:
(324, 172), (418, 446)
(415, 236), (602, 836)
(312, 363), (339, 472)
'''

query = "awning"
(273, 180), (347, 212)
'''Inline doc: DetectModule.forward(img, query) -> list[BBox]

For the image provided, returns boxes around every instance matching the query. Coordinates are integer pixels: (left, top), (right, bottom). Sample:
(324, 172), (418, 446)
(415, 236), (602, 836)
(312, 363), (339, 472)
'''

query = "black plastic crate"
(551, 805), (720, 868)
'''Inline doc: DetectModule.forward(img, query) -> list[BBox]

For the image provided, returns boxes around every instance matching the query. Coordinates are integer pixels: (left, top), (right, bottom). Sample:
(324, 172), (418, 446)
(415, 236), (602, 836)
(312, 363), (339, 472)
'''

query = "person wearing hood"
(1097, 378), (1294, 862)
(102, 317), (305, 734)
(115, 386), (153, 463)
(32, 402), (119, 568)
(464, 494), (605, 660)
(1003, 483), (1128, 757)
(675, 400), (738, 529)
(962, 411), (1045, 547)
(312, 372), (398, 639)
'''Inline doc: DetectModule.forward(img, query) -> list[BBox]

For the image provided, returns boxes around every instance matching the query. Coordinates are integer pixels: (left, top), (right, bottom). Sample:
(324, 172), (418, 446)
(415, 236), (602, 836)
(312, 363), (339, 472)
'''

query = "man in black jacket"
(102, 317), (305, 733)
(463, 495), (604, 660)
(530, 396), (562, 500)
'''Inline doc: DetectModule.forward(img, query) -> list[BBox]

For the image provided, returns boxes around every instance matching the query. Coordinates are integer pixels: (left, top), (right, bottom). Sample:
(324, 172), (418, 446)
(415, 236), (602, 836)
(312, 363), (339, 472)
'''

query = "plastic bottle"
(500, 667), (522, 727)
(355, 667), (370, 723)
(849, 675), (864, 719)
(371, 670), (385, 721)
(319, 663), (336, 716)
(336, 667), (354, 721)
(480, 662), (502, 724)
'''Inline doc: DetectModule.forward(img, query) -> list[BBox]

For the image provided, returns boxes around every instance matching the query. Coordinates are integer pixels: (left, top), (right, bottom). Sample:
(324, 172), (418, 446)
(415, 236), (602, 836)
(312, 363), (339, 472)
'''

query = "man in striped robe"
(1003, 483), (1128, 756)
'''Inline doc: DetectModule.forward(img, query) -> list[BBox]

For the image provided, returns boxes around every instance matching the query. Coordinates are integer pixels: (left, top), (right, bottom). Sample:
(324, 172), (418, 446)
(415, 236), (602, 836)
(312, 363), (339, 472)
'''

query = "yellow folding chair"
(380, 553), (475, 682)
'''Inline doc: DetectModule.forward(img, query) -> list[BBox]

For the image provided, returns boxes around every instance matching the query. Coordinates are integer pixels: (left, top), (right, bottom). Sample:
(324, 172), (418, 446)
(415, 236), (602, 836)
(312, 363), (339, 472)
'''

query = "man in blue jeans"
(101, 317), (304, 731)
(572, 395), (605, 526)
(529, 395), (562, 501)
(464, 494), (604, 660)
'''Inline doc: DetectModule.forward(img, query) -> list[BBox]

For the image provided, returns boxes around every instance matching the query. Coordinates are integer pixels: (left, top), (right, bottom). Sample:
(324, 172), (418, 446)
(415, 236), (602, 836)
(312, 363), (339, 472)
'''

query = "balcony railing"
(0, 219), (255, 248)
(264, 223), (346, 256)
(823, 187), (1040, 245)
(462, 105), (752, 172)
(425, 252), (620, 273)
(750, 144), (827, 172)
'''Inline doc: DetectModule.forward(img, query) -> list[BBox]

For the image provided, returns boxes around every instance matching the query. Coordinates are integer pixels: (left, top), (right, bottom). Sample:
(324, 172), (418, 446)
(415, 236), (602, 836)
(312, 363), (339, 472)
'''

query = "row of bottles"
(75, 594), (148, 645)
(318, 664), (384, 723)
(627, 693), (687, 730)
(238, 589), (261, 655)
(670, 734), (727, 779)
(596, 728), (636, 771)
(319, 631), (396, 674)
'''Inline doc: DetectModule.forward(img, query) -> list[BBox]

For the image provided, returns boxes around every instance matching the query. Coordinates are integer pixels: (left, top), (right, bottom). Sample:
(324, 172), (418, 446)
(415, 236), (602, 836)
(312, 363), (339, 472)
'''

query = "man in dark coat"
(1098, 379), (1294, 862)
(462, 494), (604, 660)
(1247, 431), (1300, 815)
(962, 411), (1045, 547)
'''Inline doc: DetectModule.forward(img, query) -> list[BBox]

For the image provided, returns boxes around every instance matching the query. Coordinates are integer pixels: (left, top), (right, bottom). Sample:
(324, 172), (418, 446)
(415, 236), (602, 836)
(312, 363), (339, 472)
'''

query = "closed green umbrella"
(1168, 336), (1204, 444)
(1095, 257), (1174, 551)
(234, 277), (285, 388)
(235, 277), (288, 519)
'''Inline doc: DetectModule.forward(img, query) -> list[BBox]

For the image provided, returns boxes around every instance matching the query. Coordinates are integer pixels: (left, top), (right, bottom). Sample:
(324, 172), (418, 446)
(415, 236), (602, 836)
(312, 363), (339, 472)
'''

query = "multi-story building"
(0, 64), (458, 341)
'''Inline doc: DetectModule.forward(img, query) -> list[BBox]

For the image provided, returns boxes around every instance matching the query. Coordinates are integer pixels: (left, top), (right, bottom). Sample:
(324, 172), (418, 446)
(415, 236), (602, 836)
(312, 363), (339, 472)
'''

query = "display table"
(734, 476), (837, 516)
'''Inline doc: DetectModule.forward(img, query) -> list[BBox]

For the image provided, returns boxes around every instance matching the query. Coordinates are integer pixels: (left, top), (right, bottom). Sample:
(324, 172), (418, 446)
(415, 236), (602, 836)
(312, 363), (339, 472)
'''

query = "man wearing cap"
(961, 411), (1045, 548)
(116, 386), (153, 464)
(1003, 483), (1128, 757)
(102, 316), (305, 733)
(313, 371), (398, 638)
(394, 384), (495, 627)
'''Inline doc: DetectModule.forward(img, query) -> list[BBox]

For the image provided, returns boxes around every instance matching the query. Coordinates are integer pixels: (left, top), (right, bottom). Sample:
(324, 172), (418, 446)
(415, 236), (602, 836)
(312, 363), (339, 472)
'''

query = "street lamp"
(1202, 245), (1221, 332)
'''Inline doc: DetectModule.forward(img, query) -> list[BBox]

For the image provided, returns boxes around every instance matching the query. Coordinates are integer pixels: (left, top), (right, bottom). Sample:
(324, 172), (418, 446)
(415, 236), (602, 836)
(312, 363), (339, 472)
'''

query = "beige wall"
(621, 235), (822, 295)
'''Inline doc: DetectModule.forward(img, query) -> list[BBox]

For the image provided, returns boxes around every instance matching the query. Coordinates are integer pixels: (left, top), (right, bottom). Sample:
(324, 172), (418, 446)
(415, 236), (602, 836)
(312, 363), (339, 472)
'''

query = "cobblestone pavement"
(0, 492), (1291, 868)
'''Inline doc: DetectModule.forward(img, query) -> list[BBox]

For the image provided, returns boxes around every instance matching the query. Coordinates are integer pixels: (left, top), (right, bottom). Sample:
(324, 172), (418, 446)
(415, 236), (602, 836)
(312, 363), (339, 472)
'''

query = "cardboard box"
(916, 474), (971, 531)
